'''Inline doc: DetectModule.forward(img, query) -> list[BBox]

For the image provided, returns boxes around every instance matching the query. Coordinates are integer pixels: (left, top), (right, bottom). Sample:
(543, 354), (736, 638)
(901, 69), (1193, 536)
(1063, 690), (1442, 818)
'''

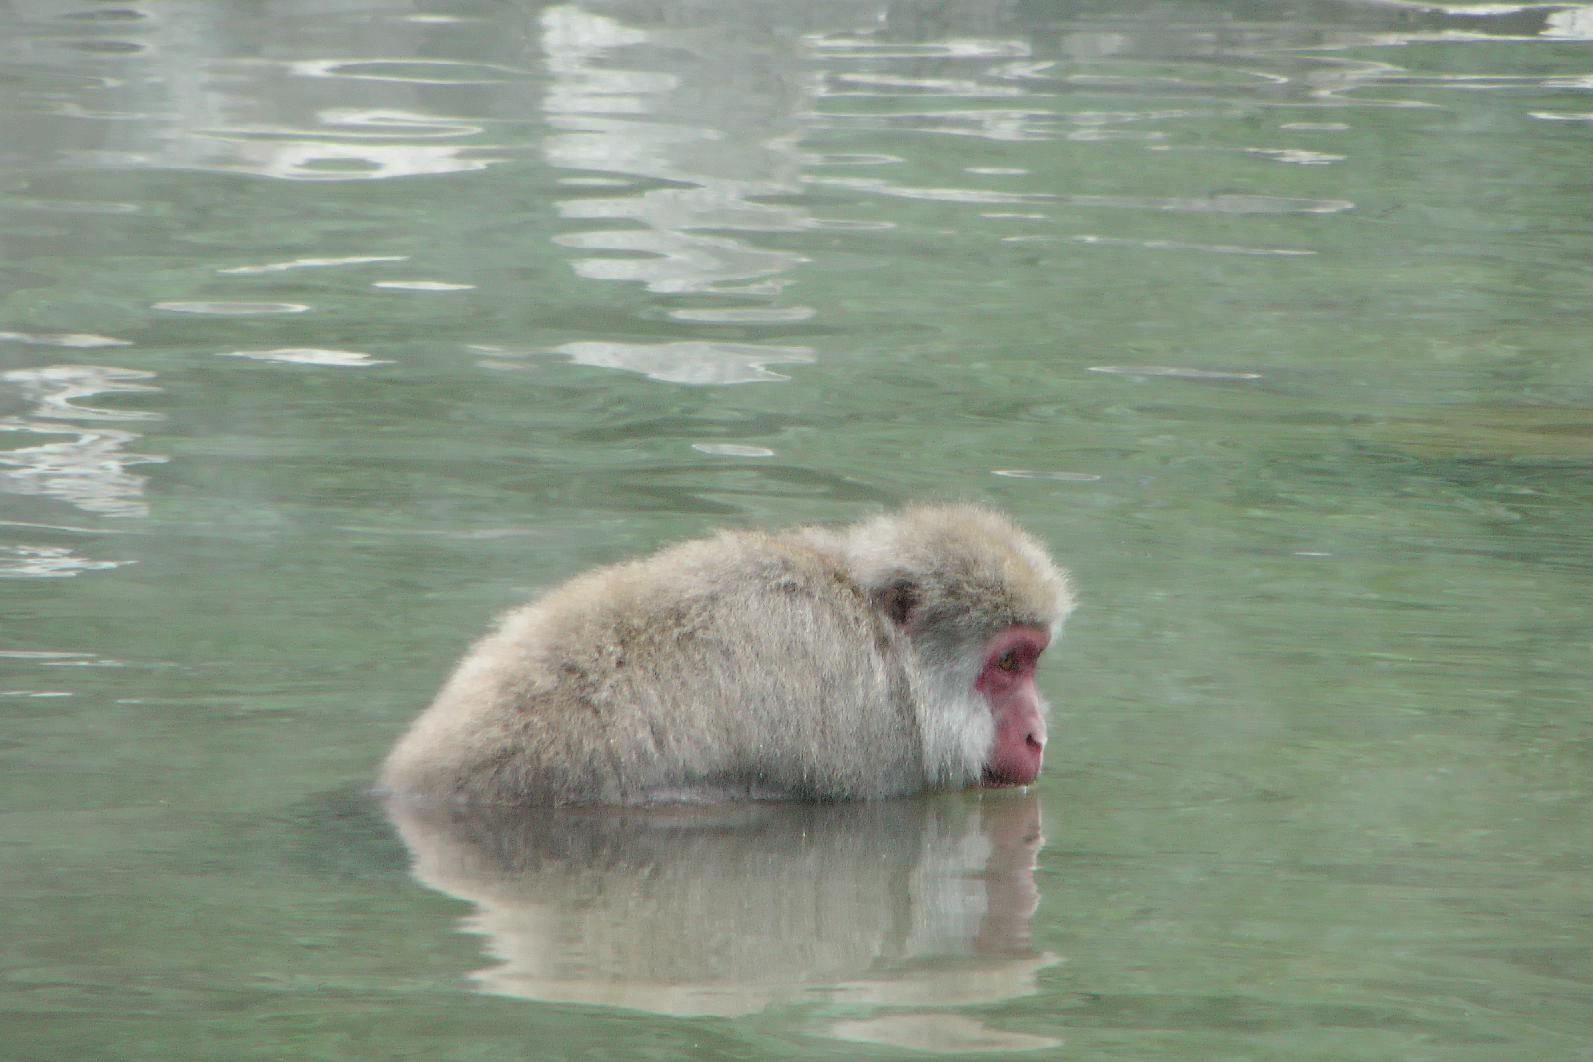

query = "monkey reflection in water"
(387, 793), (1063, 1049)
(381, 504), (1073, 806)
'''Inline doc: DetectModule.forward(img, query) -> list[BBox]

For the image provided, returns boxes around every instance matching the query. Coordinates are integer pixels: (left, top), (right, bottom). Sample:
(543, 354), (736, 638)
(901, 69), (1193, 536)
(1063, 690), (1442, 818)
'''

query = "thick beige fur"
(381, 504), (1073, 805)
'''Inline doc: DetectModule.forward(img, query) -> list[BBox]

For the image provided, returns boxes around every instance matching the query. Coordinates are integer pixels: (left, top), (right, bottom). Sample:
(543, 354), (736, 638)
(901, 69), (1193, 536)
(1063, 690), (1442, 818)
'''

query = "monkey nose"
(1026, 714), (1047, 752)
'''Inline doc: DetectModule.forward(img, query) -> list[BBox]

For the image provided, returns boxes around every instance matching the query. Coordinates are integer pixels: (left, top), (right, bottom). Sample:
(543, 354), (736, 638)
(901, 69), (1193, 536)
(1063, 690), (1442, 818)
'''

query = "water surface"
(4, 1), (1592, 1057)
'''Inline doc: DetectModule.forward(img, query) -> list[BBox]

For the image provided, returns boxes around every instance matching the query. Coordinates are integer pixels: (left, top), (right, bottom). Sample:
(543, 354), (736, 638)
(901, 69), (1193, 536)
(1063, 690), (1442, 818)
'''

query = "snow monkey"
(381, 504), (1074, 805)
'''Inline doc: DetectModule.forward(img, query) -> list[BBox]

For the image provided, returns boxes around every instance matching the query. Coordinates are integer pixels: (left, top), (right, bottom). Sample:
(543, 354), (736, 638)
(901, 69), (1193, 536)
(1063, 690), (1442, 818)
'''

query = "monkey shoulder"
(488, 531), (879, 692)
(562, 531), (860, 624)
(652, 530), (879, 641)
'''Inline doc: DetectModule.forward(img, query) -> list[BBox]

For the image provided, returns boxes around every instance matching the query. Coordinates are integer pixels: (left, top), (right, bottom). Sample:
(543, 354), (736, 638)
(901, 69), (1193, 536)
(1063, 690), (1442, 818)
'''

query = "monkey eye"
(996, 650), (1020, 672)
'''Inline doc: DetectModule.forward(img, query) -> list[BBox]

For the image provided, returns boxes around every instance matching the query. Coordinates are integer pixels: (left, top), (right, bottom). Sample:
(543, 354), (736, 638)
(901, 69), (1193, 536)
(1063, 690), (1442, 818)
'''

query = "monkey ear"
(879, 581), (920, 628)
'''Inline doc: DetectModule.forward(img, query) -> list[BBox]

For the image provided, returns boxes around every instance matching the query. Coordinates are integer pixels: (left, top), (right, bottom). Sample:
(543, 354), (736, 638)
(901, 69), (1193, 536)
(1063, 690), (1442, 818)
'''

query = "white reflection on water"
(195, 135), (497, 182)
(692, 443), (775, 457)
(218, 256), (408, 276)
(216, 348), (391, 368)
(1089, 365), (1264, 381)
(1066, 234), (1316, 257)
(540, 5), (816, 376)
(0, 365), (164, 520)
(667, 306), (816, 323)
(806, 174), (1055, 205)
(1242, 146), (1346, 165)
(153, 301), (309, 315)
(804, 35), (1034, 59)
(288, 58), (524, 85)
(813, 105), (1070, 143)
(0, 543), (120, 579)
(992, 469), (1102, 483)
(370, 280), (474, 291)
(1070, 193), (1354, 215)
(1353, 0), (1593, 37)
(0, 331), (131, 348)
(1544, 6), (1593, 37)
(124, 49), (520, 182)
(552, 340), (814, 385)
(0, 648), (120, 665)
(826, 72), (1029, 97)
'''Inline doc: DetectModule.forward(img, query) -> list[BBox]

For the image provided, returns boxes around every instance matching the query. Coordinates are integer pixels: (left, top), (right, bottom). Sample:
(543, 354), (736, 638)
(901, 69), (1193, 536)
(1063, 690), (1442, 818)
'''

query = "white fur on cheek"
(909, 653), (993, 787)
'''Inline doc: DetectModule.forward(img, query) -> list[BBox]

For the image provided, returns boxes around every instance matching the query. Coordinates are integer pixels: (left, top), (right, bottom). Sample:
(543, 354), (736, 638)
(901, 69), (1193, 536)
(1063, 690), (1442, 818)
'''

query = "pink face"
(974, 625), (1051, 787)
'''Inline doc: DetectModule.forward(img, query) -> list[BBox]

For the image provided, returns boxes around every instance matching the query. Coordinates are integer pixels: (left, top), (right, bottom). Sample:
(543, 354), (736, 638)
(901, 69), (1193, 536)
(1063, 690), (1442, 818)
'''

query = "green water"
(4, 1), (1592, 1057)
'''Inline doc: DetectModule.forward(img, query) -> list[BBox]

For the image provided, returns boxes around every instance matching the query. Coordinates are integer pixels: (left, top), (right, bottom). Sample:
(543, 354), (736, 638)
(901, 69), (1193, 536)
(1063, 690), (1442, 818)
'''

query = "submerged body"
(381, 504), (1073, 805)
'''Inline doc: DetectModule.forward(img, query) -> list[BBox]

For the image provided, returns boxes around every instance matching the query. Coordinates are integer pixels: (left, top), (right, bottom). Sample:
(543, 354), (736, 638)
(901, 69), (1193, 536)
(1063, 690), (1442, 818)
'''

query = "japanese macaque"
(380, 504), (1074, 805)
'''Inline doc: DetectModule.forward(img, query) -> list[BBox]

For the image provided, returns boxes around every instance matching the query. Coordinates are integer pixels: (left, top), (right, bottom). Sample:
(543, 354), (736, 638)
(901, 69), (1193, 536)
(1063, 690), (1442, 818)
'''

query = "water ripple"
(219, 256), (408, 275)
(992, 469), (1102, 482)
(216, 349), (390, 368)
(1242, 147), (1346, 166)
(825, 72), (1028, 98)
(539, 6), (822, 323)
(1089, 365), (1264, 381)
(1068, 234), (1316, 257)
(0, 331), (131, 348)
(805, 175), (1053, 205)
(288, 58), (531, 86)
(0, 543), (122, 579)
(154, 301), (309, 315)
(0, 365), (164, 519)
(668, 306), (816, 323)
(554, 229), (807, 295)
(812, 106), (1068, 142)
(804, 36), (1033, 60)
(371, 280), (475, 292)
(1068, 193), (1353, 215)
(552, 341), (814, 385)
(192, 135), (499, 181)
(693, 443), (775, 457)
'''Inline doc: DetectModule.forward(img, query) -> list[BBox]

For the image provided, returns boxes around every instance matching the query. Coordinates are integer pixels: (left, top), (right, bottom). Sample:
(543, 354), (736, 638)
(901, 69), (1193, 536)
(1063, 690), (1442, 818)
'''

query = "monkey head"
(839, 505), (1075, 792)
